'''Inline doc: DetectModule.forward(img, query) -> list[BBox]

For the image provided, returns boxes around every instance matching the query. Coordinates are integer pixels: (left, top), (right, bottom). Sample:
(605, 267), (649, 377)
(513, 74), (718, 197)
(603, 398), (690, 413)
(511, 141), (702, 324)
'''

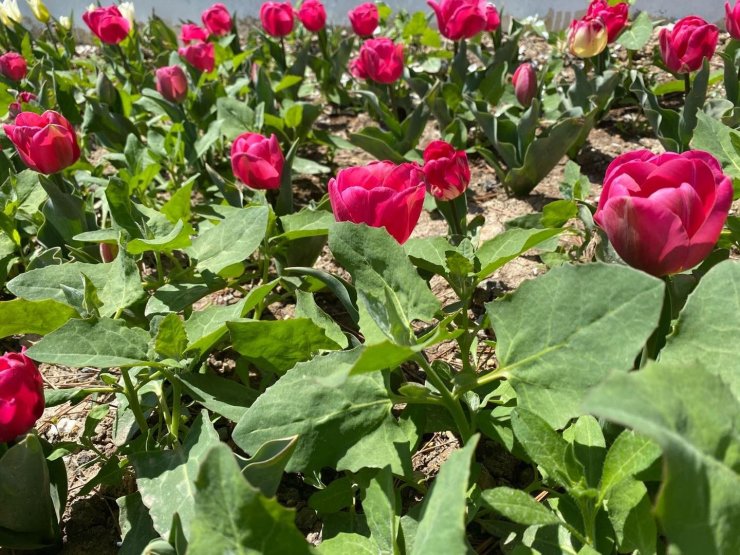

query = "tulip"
(0, 0), (21, 26)
(260, 2), (294, 37)
(484, 3), (499, 32)
(659, 16), (719, 74)
(348, 2), (378, 37)
(231, 132), (285, 190)
(26, 0), (50, 24)
(298, 0), (326, 32)
(594, 150), (732, 277)
(202, 3), (232, 36)
(178, 42), (215, 73)
(82, 5), (131, 44)
(586, 0), (628, 43)
(156, 65), (188, 103)
(100, 242), (118, 262)
(3, 111), (81, 174)
(118, 1), (135, 27)
(349, 57), (368, 80)
(512, 63), (537, 107)
(8, 91), (37, 118)
(58, 15), (71, 30)
(0, 351), (44, 443)
(568, 16), (608, 58)
(428, 0), (487, 41)
(329, 161), (425, 244)
(180, 23), (209, 44)
(727, 1), (740, 40)
(0, 52), (26, 82)
(423, 140), (470, 201)
(355, 37), (404, 84)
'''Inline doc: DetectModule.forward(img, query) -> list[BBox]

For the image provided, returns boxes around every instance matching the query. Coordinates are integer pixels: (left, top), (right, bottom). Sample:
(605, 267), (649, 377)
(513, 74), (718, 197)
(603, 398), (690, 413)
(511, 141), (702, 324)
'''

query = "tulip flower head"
(3, 111), (81, 174)
(512, 62), (537, 107)
(484, 3), (500, 32)
(568, 15), (608, 58)
(298, 0), (326, 32)
(202, 3), (232, 36)
(594, 149), (732, 276)
(348, 2), (379, 37)
(659, 16), (719, 74)
(260, 2), (295, 37)
(354, 37), (404, 84)
(26, 0), (50, 24)
(9, 91), (37, 118)
(58, 15), (72, 30)
(586, 0), (628, 43)
(727, 1), (740, 40)
(428, 0), (488, 41)
(231, 132), (285, 190)
(178, 41), (216, 72)
(0, 52), (26, 82)
(156, 65), (189, 103)
(82, 4), (131, 44)
(0, 350), (44, 443)
(0, 0), (22, 26)
(118, 1), (135, 26)
(423, 140), (471, 201)
(181, 23), (209, 44)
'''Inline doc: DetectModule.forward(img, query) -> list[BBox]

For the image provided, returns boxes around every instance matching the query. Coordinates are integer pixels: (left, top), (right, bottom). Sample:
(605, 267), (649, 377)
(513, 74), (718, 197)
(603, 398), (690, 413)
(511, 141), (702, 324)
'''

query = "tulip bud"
(568, 16), (608, 58)
(727, 1), (740, 40)
(156, 65), (189, 103)
(260, 2), (295, 37)
(428, 0), (488, 41)
(355, 37), (404, 84)
(484, 3), (500, 32)
(0, 0), (22, 26)
(99, 242), (119, 262)
(231, 132), (285, 190)
(298, 0), (326, 33)
(0, 52), (27, 82)
(58, 15), (72, 30)
(512, 63), (537, 107)
(9, 91), (36, 118)
(202, 3), (232, 36)
(3, 110), (81, 174)
(348, 2), (379, 37)
(423, 140), (471, 201)
(659, 16), (719, 74)
(26, 0), (50, 24)
(0, 350), (45, 443)
(328, 161), (426, 244)
(178, 42), (216, 73)
(82, 5), (131, 44)
(118, 1), (135, 27)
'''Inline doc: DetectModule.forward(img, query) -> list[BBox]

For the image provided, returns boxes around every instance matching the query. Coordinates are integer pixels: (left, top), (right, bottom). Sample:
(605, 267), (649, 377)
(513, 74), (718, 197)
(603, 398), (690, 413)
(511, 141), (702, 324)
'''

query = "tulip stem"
(121, 367), (150, 440)
(279, 36), (287, 72)
(684, 73), (692, 96)
(448, 196), (466, 237)
(641, 277), (674, 365)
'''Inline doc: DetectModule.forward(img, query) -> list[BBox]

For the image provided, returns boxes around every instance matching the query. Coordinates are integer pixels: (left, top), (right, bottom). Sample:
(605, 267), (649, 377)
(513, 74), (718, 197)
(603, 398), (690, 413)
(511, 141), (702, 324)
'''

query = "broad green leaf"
(481, 487), (561, 526)
(154, 314), (188, 360)
(411, 436), (479, 555)
(585, 361), (740, 555)
(606, 479), (657, 555)
(228, 318), (341, 374)
(405, 236), (453, 275)
(295, 290), (348, 348)
(126, 220), (192, 254)
(45, 388), (90, 407)
(177, 372), (257, 422)
(690, 108), (740, 181)
(27, 318), (151, 368)
(476, 228), (561, 280)
(275, 209), (334, 241)
(145, 282), (215, 316)
(117, 493), (159, 555)
(186, 206), (269, 275)
(189, 444), (313, 554)
(98, 250), (145, 316)
(486, 263), (663, 428)
(317, 533), (377, 554)
(363, 467), (398, 555)
(0, 299), (78, 338)
(7, 262), (113, 306)
(130, 412), (220, 539)
(599, 431), (661, 502)
(616, 12), (653, 51)
(216, 97), (255, 140)
(242, 436), (299, 497)
(565, 415), (606, 489)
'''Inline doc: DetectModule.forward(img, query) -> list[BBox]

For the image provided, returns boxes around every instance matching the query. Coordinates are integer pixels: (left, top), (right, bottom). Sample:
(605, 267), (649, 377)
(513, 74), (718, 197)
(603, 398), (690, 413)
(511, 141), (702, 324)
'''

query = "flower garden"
(0, 0), (739, 553)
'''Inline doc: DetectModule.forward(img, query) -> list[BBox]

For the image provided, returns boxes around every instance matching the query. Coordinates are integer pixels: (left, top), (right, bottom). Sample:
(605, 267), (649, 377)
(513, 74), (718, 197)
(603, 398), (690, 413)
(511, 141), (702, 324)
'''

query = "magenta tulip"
(202, 3), (232, 36)
(178, 42), (216, 73)
(3, 111), (81, 174)
(354, 38), (404, 84)
(260, 2), (295, 37)
(512, 63), (537, 107)
(428, 0), (487, 41)
(659, 16), (718, 74)
(82, 5), (131, 44)
(348, 3), (379, 37)
(298, 0), (326, 32)
(586, 0), (628, 43)
(0, 52), (26, 82)
(484, 3), (500, 32)
(423, 140), (470, 201)
(231, 132), (285, 190)
(727, 1), (740, 39)
(0, 350), (44, 444)
(156, 65), (189, 103)
(594, 150), (732, 276)
(180, 23), (209, 44)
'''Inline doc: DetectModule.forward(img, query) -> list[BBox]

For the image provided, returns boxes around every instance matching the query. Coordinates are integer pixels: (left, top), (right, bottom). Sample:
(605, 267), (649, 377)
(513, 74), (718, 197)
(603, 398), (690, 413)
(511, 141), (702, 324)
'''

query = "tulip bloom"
(298, 0), (326, 32)
(231, 132), (285, 190)
(202, 3), (232, 36)
(260, 2), (295, 37)
(178, 42), (216, 73)
(512, 63), (537, 107)
(3, 111), (81, 174)
(329, 161), (425, 244)
(659, 16), (719, 74)
(423, 140), (470, 201)
(484, 3), (500, 32)
(586, 0), (628, 43)
(0, 52), (26, 82)
(355, 38), (404, 84)
(82, 5), (131, 44)
(156, 66), (189, 103)
(181, 23), (209, 43)
(27, 0), (50, 24)
(568, 16), (608, 58)
(0, 351), (44, 444)
(0, 0), (21, 26)
(594, 150), (732, 277)
(348, 2), (379, 37)
(428, 0), (487, 41)
(727, 1), (740, 40)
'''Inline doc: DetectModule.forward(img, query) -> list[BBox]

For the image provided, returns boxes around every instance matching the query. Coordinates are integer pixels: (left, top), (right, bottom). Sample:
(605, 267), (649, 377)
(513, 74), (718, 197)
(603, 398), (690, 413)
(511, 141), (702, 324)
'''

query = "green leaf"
(117, 492), (159, 555)
(126, 220), (192, 254)
(276, 209), (334, 241)
(242, 436), (299, 497)
(584, 361), (740, 555)
(317, 533), (378, 554)
(130, 411), (221, 539)
(362, 467), (398, 555)
(26, 318), (151, 368)
(98, 250), (145, 317)
(177, 372), (257, 423)
(411, 436), (479, 555)
(189, 444), (313, 554)
(476, 228), (561, 280)
(605, 479), (657, 555)
(481, 487), (561, 526)
(154, 314), (188, 360)
(295, 290), (348, 348)
(0, 299), (78, 339)
(616, 11), (653, 51)
(405, 236), (453, 276)
(486, 263), (664, 428)
(691, 112), (740, 182)
(599, 430), (661, 502)
(7, 261), (113, 306)
(565, 415), (606, 489)
(186, 206), (269, 275)
(216, 97), (255, 140)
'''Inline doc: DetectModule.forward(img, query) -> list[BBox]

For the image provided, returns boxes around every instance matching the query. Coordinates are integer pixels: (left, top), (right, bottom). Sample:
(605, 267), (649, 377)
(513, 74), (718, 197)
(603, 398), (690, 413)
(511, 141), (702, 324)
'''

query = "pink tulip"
(0, 52), (26, 82)
(82, 5), (131, 44)
(231, 132), (285, 190)
(0, 350), (44, 443)
(586, 0), (628, 43)
(659, 16), (719, 74)
(568, 16), (608, 58)
(594, 150), (732, 276)
(484, 3), (500, 32)
(727, 1), (740, 40)
(3, 111), (81, 174)
(156, 65), (189, 103)
(354, 38), (404, 84)
(180, 23), (209, 44)
(260, 2), (295, 37)
(202, 3), (232, 36)
(178, 42), (216, 73)
(8, 91), (37, 118)
(348, 2), (379, 37)
(298, 0), (326, 32)
(428, 0), (487, 41)
(512, 63), (537, 107)
(423, 140), (470, 201)
(328, 161), (425, 244)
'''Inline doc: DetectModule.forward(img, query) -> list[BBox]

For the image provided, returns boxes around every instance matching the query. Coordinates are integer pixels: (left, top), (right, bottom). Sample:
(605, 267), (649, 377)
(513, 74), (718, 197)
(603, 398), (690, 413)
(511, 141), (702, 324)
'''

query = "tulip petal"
(684, 175), (733, 269)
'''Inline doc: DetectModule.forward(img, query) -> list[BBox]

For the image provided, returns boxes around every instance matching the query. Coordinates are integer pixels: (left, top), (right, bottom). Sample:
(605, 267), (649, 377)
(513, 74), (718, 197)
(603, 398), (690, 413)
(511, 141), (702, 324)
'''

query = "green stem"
(455, 366), (508, 398)
(389, 393), (445, 406)
(641, 276), (673, 365)
(684, 73), (692, 96)
(448, 196), (465, 237)
(121, 367), (150, 440)
(415, 355), (472, 442)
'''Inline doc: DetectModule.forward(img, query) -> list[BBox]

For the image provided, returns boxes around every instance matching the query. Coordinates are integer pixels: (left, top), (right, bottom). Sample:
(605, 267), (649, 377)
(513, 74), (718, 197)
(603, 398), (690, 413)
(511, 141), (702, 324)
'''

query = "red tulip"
(178, 42), (216, 73)
(659, 16), (719, 74)
(727, 1), (740, 40)
(484, 3), (500, 32)
(231, 132), (284, 190)
(349, 57), (368, 80)
(156, 65), (189, 103)
(594, 150), (732, 277)
(568, 16), (608, 58)
(202, 3), (232, 36)
(82, 5), (131, 44)
(586, 0), (628, 43)
(8, 91), (37, 119)
(512, 63), (537, 107)
(3, 111), (81, 174)
(428, 0), (487, 41)
(348, 3), (379, 37)
(298, 0), (326, 32)
(328, 161), (425, 244)
(0, 350), (44, 444)
(260, 2), (295, 37)
(180, 23), (209, 44)
(423, 140), (470, 201)
(0, 52), (26, 82)
(355, 38), (404, 84)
